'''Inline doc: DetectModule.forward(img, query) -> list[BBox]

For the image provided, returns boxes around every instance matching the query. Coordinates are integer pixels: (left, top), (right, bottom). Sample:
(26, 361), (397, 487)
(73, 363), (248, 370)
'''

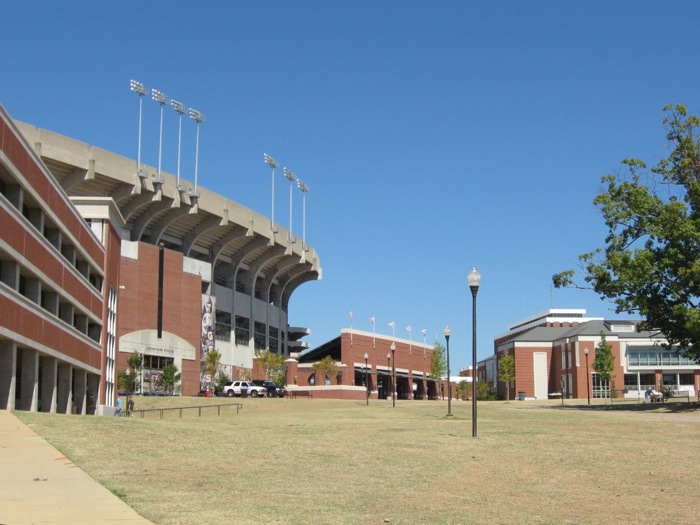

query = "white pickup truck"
(222, 380), (267, 398)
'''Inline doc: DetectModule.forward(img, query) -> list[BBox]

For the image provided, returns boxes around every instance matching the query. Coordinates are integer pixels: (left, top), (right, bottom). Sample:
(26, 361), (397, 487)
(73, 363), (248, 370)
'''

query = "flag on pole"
(407, 325), (412, 355)
(421, 329), (427, 357)
(406, 325), (412, 333)
(369, 316), (375, 324)
(388, 321), (395, 329)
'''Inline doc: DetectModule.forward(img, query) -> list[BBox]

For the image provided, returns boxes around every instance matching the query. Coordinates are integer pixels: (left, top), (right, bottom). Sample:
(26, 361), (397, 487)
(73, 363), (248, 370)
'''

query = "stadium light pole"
(151, 89), (168, 181)
(283, 167), (295, 242)
(189, 108), (204, 195)
(444, 326), (452, 417)
(264, 154), (278, 233)
(297, 179), (308, 251)
(129, 80), (147, 177)
(468, 267), (481, 438)
(171, 99), (186, 189)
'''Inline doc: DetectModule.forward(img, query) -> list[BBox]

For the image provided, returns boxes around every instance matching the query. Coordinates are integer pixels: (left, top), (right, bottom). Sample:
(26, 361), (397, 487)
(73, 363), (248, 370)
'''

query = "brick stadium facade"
(0, 102), (321, 414)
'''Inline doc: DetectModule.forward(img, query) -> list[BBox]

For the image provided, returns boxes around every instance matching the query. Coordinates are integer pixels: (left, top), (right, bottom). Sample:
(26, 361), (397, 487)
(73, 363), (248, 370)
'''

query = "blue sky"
(3, 1), (699, 371)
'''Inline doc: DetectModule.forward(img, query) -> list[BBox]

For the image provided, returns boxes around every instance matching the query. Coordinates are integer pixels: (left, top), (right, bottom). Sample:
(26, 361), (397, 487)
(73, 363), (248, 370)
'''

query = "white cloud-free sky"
(3, 1), (699, 370)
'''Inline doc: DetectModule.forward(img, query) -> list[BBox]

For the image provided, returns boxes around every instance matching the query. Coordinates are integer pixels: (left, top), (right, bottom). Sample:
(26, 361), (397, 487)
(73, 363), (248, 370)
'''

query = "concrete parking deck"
(0, 410), (154, 525)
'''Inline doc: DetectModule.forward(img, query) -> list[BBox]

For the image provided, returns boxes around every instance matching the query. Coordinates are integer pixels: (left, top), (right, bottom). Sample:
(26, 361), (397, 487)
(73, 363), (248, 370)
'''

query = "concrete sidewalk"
(0, 410), (155, 525)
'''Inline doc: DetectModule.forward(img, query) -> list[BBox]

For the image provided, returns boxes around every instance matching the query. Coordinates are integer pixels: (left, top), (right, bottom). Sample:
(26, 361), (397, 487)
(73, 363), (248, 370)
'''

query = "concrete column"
(87, 374), (99, 415)
(0, 341), (17, 410)
(57, 363), (72, 414)
(40, 356), (58, 413)
(73, 369), (87, 415)
(19, 348), (39, 412)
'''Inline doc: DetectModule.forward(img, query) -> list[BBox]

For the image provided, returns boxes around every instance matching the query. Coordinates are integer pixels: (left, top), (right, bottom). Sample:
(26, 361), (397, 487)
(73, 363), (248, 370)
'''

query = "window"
(591, 373), (610, 399)
(628, 347), (695, 367)
(143, 355), (174, 392)
(215, 311), (231, 342)
(235, 316), (250, 346)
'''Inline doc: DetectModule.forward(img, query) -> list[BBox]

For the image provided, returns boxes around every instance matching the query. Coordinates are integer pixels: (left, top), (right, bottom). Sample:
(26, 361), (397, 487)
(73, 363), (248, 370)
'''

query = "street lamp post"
(444, 326), (452, 417)
(364, 352), (369, 405)
(125, 368), (131, 396)
(386, 352), (391, 402)
(468, 267), (481, 438)
(584, 347), (591, 406)
(390, 342), (396, 408)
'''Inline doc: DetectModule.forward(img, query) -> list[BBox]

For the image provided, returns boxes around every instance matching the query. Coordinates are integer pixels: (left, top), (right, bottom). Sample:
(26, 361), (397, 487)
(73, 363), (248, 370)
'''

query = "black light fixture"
(444, 326), (452, 417)
(364, 352), (369, 405)
(390, 342), (396, 407)
(584, 347), (591, 406)
(468, 267), (481, 438)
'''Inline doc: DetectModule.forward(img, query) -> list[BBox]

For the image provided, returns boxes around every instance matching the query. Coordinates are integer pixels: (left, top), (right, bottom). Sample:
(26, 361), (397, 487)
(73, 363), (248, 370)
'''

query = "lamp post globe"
(468, 267), (481, 438)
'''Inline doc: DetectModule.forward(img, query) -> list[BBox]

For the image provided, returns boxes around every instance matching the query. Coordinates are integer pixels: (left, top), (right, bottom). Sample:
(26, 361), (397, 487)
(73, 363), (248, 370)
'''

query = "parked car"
(251, 380), (287, 398)
(222, 380), (267, 397)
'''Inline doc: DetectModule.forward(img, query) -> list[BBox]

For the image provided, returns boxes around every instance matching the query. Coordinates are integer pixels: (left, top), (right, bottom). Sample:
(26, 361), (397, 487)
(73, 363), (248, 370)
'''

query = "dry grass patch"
(16, 397), (700, 525)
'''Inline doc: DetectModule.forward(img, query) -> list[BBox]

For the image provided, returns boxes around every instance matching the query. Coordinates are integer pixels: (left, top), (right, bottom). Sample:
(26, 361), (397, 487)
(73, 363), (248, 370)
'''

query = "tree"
(497, 353), (516, 402)
(312, 355), (338, 385)
(156, 364), (181, 394)
(429, 340), (447, 398)
(553, 104), (700, 362)
(593, 333), (615, 402)
(119, 352), (143, 393)
(256, 349), (287, 385)
(203, 349), (222, 391)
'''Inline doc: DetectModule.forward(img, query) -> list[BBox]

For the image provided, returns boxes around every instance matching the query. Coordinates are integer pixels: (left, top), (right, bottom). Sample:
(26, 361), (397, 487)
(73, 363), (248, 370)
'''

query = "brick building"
(1, 101), (320, 414)
(487, 309), (700, 401)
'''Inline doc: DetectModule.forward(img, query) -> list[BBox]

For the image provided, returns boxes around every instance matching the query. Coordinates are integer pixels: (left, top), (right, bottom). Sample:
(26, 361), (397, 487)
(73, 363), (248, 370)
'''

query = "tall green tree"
(312, 355), (339, 385)
(497, 353), (516, 402)
(256, 349), (287, 385)
(156, 364), (181, 394)
(554, 104), (700, 362)
(429, 340), (447, 398)
(116, 352), (144, 393)
(593, 333), (615, 401)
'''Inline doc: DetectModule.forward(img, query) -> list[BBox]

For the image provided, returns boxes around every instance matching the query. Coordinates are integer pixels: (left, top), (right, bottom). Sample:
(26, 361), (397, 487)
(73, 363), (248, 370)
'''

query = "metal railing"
(136, 403), (243, 419)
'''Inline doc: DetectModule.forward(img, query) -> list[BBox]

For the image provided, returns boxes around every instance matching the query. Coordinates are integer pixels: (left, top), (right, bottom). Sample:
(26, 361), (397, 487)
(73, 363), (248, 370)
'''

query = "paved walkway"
(0, 410), (155, 525)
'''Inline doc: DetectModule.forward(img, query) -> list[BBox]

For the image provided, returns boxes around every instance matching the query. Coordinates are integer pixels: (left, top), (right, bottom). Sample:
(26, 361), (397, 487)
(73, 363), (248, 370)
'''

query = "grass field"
(15, 396), (700, 525)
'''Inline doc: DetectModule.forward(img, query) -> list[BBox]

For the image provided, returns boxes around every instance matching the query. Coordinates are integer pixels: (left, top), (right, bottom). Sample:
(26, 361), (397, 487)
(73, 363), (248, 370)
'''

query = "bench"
(291, 390), (313, 400)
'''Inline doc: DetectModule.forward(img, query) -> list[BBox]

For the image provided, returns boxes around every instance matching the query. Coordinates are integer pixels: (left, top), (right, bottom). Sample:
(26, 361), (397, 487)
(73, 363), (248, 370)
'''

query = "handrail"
(136, 403), (243, 419)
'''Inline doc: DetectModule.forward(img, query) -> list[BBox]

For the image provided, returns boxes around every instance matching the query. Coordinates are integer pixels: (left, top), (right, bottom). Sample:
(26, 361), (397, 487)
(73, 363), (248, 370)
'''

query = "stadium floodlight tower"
(189, 108), (205, 195)
(129, 80), (147, 178)
(171, 99), (186, 189)
(283, 167), (295, 243)
(297, 179), (309, 251)
(264, 154), (278, 235)
(151, 89), (169, 182)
